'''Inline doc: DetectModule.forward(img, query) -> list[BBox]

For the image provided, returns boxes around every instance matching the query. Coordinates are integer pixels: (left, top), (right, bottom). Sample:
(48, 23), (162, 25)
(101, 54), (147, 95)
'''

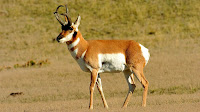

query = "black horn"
(64, 4), (72, 25)
(54, 5), (65, 25)
(54, 5), (72, 26)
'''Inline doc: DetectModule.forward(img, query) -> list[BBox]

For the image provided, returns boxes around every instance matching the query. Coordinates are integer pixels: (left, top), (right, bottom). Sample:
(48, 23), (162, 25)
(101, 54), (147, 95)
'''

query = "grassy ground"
(0, 0), (200, 111)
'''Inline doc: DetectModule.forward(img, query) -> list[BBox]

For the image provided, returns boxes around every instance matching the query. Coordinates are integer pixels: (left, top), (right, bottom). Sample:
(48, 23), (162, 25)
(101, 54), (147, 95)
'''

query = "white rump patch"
(139, 44), (150, 65)
(98, 53), (127, 73)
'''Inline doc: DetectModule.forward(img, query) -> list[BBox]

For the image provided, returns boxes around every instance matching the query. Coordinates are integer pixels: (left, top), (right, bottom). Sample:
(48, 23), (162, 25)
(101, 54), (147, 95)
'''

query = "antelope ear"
(74, 15), (81, 29)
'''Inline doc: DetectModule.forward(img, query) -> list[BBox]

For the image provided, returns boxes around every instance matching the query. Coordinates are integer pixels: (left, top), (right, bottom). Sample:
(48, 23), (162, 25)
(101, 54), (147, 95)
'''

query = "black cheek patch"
(73, 31), (77, 37)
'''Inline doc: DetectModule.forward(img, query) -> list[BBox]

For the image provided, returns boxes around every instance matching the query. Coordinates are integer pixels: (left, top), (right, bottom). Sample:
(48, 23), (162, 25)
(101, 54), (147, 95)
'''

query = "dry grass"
(0, 0), (200, 111)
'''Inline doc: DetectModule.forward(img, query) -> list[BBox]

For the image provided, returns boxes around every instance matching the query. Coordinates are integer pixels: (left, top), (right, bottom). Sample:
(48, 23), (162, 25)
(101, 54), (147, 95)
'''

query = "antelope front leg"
(89, 69), (98, 109)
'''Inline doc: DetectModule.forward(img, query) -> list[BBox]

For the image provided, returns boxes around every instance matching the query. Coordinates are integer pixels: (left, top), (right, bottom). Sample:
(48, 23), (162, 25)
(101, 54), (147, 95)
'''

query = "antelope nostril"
(56, 37), (60, 42)
(56, 35), (64, 42)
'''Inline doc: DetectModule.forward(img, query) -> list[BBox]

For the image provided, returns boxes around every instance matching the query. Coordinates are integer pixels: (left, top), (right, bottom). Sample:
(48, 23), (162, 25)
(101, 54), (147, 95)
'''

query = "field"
(0, 0), (200, 111)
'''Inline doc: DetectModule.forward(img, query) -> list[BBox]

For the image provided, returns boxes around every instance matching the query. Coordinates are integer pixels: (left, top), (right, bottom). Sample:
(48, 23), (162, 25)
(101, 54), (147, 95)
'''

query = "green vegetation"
(13, 59), (50, 68)
(0, 59), (49, 71)
(0, 0), (199, 62)
(1, 0), (200, 39)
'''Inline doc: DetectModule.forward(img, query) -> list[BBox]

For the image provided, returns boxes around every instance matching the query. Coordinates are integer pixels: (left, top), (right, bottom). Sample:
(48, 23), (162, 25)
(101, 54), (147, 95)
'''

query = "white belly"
(98, 53), (127, 73)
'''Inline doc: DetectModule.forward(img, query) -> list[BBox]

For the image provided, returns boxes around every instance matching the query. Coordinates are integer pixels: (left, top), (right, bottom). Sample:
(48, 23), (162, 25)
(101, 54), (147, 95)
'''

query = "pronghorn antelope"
(54, 5), (150, 109)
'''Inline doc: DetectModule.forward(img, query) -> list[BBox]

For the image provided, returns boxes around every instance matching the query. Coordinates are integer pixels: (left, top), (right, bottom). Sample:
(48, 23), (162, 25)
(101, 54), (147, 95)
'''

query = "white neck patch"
(70, 48), (78, 59)
(81, 50), (87, 58)
(68, 37), (80, 49)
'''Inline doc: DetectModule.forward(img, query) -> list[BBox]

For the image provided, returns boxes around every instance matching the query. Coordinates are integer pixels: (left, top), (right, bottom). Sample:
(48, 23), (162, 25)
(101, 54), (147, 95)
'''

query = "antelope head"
(54, 5), (81, 43)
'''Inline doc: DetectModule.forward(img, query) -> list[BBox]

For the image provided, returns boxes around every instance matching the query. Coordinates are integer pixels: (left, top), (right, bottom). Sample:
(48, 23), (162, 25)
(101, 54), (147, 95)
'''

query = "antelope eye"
(69, 27), (73, 30)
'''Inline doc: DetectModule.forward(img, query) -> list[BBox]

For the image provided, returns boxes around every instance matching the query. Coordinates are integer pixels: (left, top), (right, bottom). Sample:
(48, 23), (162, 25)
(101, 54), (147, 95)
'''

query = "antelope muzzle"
(56, 33), (64, 42)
